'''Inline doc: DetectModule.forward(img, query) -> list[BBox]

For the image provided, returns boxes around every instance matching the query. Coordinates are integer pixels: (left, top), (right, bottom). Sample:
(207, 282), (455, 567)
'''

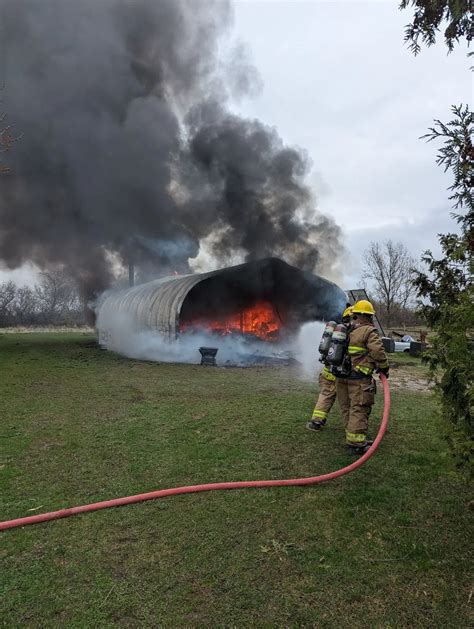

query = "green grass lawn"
(1, 333), (472, 627)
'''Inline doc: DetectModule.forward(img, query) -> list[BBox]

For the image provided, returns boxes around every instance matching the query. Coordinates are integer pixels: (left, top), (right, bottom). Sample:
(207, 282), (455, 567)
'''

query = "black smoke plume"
(0, 0), (342, 303)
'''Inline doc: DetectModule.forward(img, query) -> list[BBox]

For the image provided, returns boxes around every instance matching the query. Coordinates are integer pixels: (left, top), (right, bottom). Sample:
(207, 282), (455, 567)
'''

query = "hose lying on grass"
(0, 375), (390, 531)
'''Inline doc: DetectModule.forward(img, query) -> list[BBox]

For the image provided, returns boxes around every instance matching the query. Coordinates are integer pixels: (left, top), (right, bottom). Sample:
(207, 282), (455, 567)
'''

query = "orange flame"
(180, 301), (281, 341)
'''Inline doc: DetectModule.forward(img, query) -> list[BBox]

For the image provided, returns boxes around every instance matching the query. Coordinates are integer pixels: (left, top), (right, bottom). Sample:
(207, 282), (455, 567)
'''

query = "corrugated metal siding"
(98, 268), (224, 340)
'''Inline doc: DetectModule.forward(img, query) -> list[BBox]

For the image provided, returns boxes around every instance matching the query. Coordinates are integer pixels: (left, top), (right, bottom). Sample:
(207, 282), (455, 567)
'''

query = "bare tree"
(11, 286), (39, 325)
(361, 240), (418, 326)
(35, 269), (81, 324)
(0, 280), (16, 324)
(0, 270), (90, 327)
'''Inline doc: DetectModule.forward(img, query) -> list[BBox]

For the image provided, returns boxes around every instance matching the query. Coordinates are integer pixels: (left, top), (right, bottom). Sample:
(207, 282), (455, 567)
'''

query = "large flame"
(180, 300), (281, 341)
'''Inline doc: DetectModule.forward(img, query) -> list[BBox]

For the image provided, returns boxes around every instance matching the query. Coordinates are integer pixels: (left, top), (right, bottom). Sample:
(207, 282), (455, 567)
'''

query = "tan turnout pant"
(312, 373), (337, 423)
(336, 377), (375, 446)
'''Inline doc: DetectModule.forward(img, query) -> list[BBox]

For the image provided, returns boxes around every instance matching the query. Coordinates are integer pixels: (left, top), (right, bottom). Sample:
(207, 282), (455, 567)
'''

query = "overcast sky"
(0, 0), (471, 289)
(230, 0), (472, 286)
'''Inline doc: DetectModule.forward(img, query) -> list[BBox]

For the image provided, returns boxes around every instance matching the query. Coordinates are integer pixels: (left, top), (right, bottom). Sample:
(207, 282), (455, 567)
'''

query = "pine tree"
(400, 0), (473, 54)
(414, 105), (473, 476)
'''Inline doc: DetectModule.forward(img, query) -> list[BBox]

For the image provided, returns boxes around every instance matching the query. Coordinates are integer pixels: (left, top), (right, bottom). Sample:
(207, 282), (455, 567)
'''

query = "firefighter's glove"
(377, 366), (390, 378)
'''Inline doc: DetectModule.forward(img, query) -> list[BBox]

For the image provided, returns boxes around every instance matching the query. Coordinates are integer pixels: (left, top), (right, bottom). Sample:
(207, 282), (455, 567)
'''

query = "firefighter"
(306, 307), (353, 431)
(336, 299), (389, 455)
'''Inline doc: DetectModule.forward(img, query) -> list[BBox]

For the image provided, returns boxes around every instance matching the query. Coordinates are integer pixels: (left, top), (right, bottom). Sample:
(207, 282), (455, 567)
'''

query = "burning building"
(97, 258), (346, 355)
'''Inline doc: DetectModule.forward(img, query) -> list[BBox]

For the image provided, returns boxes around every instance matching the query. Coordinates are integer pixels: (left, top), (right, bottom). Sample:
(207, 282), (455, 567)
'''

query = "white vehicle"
(394, 335), (414, 353)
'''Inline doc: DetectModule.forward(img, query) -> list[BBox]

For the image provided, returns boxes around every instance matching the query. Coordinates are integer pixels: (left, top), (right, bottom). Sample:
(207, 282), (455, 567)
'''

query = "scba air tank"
(318, 321), (337, 358)
(326, 323), (348, 366)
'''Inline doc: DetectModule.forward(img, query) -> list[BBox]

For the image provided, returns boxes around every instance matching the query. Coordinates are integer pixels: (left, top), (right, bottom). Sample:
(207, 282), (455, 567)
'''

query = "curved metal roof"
(97, 257), (347, 340)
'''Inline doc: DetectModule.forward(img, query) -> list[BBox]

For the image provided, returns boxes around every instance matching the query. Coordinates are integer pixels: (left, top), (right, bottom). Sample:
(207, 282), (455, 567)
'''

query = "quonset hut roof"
(97, 257), (347, 341)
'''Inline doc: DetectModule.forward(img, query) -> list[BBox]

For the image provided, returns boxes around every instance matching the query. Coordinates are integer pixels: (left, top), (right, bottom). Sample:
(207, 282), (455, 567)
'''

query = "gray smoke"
(181, 103), (341, 272)
(0, 0), (342, 302)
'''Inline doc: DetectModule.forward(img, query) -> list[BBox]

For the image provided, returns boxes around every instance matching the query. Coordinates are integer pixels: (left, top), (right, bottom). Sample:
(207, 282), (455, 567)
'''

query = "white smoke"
(295, 321), (325, 380)
(96, 307), (299, 366)
(96, 300), (328, 374)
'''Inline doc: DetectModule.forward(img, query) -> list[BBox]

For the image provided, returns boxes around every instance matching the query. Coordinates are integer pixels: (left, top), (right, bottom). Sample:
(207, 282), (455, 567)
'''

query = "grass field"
(1, 333), (472, 627)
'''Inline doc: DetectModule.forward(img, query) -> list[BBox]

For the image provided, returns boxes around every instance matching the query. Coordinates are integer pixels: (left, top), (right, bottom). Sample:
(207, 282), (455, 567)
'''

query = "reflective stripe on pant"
(312, 372), (337, 421)
(336, 377), (375, 445)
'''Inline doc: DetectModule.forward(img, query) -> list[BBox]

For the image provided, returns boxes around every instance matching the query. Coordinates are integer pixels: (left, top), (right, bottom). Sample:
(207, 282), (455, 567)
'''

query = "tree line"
(0, 269), (88, 327)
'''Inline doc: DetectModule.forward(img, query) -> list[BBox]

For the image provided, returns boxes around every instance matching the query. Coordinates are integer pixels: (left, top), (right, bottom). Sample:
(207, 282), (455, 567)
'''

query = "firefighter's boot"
(306, 419), (326, 431)
(346, 440), (374, 456)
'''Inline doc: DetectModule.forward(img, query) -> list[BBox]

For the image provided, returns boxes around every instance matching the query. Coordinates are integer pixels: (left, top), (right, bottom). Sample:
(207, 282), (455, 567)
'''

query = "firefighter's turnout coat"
(336, 316), (389, 446)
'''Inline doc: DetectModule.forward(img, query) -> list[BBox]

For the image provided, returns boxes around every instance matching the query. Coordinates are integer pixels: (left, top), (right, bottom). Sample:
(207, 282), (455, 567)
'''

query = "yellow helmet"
(352, 299), (375, 315)
(342, 306), (353, 319)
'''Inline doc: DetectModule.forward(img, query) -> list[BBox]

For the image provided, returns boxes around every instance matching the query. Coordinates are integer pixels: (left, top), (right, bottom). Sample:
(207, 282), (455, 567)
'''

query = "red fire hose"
(0, 375), (390, 532)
